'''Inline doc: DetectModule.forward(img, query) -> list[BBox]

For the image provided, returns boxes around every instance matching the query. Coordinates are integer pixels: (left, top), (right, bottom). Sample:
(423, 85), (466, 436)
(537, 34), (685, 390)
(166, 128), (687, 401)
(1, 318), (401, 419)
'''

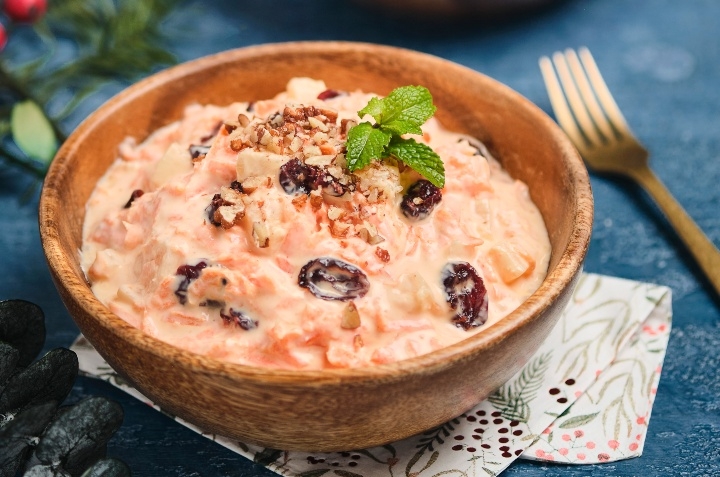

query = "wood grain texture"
(38, 42), (593, 451)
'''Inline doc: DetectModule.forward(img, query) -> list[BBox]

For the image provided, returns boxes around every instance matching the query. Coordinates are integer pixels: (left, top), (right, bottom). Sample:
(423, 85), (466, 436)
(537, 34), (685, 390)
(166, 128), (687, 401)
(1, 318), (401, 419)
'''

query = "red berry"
(0, 23), (6, 51)
(3, 0), (47, 23)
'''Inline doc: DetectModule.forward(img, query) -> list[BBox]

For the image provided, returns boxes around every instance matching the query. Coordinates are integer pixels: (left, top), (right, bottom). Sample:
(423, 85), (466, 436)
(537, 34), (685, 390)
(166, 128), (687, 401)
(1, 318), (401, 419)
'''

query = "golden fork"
(539, 47), (720, 296)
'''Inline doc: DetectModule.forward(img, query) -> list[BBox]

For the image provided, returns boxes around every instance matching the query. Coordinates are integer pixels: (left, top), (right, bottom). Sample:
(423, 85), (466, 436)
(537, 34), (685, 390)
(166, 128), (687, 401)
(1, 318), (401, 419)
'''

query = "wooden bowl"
(39, 41), (592, 451)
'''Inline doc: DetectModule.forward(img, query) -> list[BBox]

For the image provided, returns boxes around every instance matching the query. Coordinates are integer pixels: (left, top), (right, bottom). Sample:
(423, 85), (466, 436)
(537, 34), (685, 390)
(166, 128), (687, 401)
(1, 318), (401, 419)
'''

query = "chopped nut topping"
(207, 184), (247, 229)
(230, 137), (244, 152)
(252, 221), (270, 248)
(341, 301), (361, 329)
(340, 118), (356, 135)
(241, 176), (267, 193)
(214, 203), (245, 229)
(309, 192), (324, 211)
(220, 185), (244, 204)
(358, 223), (385, 245)
(327, 205), (345, 221)
(330, 220), (352, 238)
(225, 98), (406, 246)
(291, 194), (308, 211)
(308, 116), (329, 132)
(223, 122), (239, 133)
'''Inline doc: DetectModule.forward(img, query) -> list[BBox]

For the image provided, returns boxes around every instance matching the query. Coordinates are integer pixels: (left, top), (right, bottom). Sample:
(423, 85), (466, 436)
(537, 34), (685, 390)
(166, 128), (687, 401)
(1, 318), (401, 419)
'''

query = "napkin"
(71, 273), (672, 475)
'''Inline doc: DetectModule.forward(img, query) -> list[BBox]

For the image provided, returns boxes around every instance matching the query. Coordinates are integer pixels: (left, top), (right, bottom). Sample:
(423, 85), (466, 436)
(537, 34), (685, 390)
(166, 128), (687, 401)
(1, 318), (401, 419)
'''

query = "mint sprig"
(346, 85), (445, 188)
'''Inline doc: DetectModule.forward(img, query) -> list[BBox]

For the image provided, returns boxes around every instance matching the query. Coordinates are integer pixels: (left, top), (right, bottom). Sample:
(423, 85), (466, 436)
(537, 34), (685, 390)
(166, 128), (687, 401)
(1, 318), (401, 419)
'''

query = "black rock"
(0, 348), (78, 415)
(0, 300), (46, 367)
(0, 401), (58, 477)
(0, 342), (19, 386)
(22, 464), (72, 477)
(79, 458), (132, 477)
(32, 397), (124, 473)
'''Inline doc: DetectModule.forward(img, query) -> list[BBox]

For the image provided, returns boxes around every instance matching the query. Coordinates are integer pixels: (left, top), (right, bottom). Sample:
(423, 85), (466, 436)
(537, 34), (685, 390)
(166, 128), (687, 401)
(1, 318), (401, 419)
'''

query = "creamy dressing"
(81, 78), (551, 369)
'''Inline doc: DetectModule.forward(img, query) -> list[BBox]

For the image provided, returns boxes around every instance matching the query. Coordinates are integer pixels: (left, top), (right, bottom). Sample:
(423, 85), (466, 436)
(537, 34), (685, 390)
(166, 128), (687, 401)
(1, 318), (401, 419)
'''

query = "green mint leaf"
(346, 122), (392, 172)
(357, 97), (384, 122)
(10, 101), (58, 165)
(387, 137), (445, 188)
(375, 86), (436, 136)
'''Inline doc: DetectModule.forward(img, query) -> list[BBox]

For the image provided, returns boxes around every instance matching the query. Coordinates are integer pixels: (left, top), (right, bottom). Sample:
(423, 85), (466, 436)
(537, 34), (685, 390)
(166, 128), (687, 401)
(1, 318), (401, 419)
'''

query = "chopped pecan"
(358, 223), (385, 245)
(214, 203), (245, 229)
(291, 194), (308, 211)
(283, 105), (308, 123)
(220, 184), (244, 204)
(327, 205), (345, 221)
(223, 122), (239, 133)
(330, 220), (352, 238)
(340, 118), (356, 135)
(241, 176), (267, 193)
(252, 221), (270, 248)
(341, 301), (361, 329)
(230, 137), (244, 151)
(309, 192), (324, 211)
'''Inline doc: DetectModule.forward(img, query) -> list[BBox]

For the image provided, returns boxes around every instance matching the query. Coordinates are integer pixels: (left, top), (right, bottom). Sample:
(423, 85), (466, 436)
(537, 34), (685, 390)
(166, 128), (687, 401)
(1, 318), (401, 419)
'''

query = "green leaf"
(374, 85), (436, 136)
(357, 96), (384, 122)
(346, 122), (392, 172)
(386, 137), (445, 188)
(10, 101), (58, 164)
(558, 412), (599, 429)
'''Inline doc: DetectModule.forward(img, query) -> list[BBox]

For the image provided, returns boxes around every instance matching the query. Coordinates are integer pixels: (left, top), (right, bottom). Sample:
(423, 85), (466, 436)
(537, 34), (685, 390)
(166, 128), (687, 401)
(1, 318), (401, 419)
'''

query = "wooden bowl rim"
(40, 40), (592, 385)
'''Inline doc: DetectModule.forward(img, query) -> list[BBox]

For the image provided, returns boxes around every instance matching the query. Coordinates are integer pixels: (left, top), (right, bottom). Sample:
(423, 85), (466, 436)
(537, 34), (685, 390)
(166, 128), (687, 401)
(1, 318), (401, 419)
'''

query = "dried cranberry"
(205, 193), (225, 226)
(189, 144), (211, 159)
(400, 180), (442, 220)
(317, 89), (342, 100)
(279, 158), (322, 195)
(123, 189), (144, 209)
(441, 262), (488, 330)
(220, 308), (257, 330)
(174, 261), (208, 304)
(298, 258), (370, 301)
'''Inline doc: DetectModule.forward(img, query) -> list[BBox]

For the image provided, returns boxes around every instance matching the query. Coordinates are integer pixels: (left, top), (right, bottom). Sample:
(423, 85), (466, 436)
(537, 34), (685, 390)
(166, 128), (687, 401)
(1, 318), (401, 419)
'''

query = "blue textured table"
(1, 0), (719, 475)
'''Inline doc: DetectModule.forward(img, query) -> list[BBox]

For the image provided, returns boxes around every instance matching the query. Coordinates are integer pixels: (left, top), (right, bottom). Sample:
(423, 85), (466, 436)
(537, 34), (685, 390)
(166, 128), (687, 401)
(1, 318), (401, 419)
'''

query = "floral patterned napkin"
(71, 273), (672, 476)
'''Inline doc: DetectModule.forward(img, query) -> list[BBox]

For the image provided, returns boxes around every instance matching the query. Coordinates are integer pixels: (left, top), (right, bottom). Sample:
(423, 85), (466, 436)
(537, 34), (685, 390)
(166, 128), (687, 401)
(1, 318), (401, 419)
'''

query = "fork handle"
(629, 166), (720, 296)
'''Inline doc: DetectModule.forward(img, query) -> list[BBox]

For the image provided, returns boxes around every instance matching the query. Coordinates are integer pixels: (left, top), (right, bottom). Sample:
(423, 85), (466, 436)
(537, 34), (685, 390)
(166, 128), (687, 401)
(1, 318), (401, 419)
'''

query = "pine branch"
(0, 146), (46, 178)
(0, 0), (181, 179)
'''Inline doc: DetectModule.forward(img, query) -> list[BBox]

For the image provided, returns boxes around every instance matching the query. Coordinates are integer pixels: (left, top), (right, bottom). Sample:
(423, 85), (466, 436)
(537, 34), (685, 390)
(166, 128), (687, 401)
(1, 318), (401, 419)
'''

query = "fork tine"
(550, 51), (604, 146)
(577, 47), (632, 138)
(564, 48), (616, 140)
(539, 56), (587, 151)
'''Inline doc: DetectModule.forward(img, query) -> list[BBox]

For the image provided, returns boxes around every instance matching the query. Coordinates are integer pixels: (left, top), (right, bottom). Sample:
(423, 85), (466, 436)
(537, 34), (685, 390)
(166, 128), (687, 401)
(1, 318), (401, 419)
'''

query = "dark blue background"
(1, 0), (718, 475)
